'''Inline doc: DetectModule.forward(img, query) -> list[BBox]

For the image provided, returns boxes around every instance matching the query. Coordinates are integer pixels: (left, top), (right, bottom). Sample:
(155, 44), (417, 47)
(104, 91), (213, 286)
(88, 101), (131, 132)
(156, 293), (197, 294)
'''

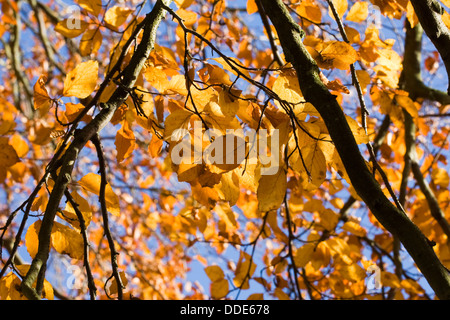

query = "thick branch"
(409, 0), (450, 95)
(260, 0), (450, 299)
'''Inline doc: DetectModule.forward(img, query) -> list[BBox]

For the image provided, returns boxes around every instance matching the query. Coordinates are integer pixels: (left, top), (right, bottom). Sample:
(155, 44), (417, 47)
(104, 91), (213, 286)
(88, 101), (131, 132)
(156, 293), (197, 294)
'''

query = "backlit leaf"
(257, 167), (287, 212)
(104, 6), (133, 28)
(51, 221), (84, 260)
(25, 220), (41, 259)
(210, 278), (229, 299)
(0, 138), (20, 167)
(54, 19), (88, 38)
(63, 60), (98, 98)
(346, 2), (368, 22)
(320, 41), (358, 70)
(33, 75), (51, 110)
(78, 173), (120, 216)
(205, 265), (225, 282)
(115, 121), (136, 163)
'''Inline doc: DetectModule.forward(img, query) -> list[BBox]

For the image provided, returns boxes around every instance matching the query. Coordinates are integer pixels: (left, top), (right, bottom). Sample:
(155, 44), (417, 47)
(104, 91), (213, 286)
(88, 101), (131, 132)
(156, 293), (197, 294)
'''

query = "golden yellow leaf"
(64, 102), (92, 123)
(107, 271), (128, 295)
(163, 108), (192, 141)
(318, 208), (339, 231)
(61, 190), (93, 230)
(216, 171), (240, 206)
(297, 0), (322, 24)
(10, 133), (29, 158)
(63, 60), (98, 98)
(148, 134), (163, 158)
(274, 288), (290, 300)
(247, 0), (258, 15)
(394, 95), (419, 119)
(406, 1), (418, 28)
(33, 75), (51, 110)
(212, 57), (250, 79)
(144, 66), (170, 93)
(25, 220), (41, 259)
(0, 138), (20, 167)
(211, 278), (229, 299)
(0, 272), (23, 300)
(338, 263), (366, 282)
(321, 41), (359, 70)
(233, 252), (256, 289)
(432, 168), (450, 187)
(205, 265), (225, 282)
(342, 220), (366, 237)
(376, 49), (402, 72)
(176, 9), (198, 27)
(272, 70), (303, 105)
(247, 293), (264, 300)
(115, 121), (136, 163)
(355, 69), (370, 93)
(77, 0), (103, 16)
(174, 0), (195, 9)
(328, 0), (348, 19)
(346, 2), (368, 23)
(51, 221), (84, 260)
(301, 144), (327, 189)
(294, 243), (315, 268)
(54, 19), (88, 38)
(80, 27), (103, 56)
(381, 271), (401, 288)
(345, 115), (369, 144)
(257, 167), (287, 212)
(78, 172), (120, 216)
(104, 6), (133, 28)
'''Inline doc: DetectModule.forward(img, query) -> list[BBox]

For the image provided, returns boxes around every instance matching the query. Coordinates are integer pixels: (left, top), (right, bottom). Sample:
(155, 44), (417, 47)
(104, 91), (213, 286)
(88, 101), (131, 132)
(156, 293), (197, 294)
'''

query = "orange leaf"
(115, 121), (136, 163)
(78, 172), (120, 216)
(54, 19), (88, 38)
(63, 60), (98, 98)
(33, 75), (51, 110)
(246, 0), (258, 15)
(104, 6), (133, 28)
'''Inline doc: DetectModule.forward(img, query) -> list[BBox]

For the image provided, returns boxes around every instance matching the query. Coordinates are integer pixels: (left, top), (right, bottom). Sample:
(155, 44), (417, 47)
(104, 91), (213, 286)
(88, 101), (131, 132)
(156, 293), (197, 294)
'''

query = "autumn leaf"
(0, 138), (20, 168)
(54, 19), (88, 38)
(394, 94), (419, 119)
(297, 0), (322, 24)
(346, 1), (368, 23)
(33, 75), (51, 110)
(104, 6), (133, 28)
(25, 220), (41, 259)
(294, 243), (315, 268)
(77, 0), (103, 16)
(51, 221), (84, 260)
(78, 172), (120, 216)
(107, 271), (128, 295)
(205, 265), (225, 282)
(432, 168), (449, 187)
(80, 27), (103, 56)
(247, 0), (258, 15)
(163, 108), (192, 141)
(115, 121), (136, 162)
(63, 60), (99, 98)
(320, 41), (359, 70)
(257, 167), (287, 212)
(328, 0), (348, 19)
(61, 190), (93, 230)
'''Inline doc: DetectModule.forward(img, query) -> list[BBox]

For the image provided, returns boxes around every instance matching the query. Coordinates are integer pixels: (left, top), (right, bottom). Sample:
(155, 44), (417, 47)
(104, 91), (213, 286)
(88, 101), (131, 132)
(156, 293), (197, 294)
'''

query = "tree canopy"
(0, 0), (450, 300)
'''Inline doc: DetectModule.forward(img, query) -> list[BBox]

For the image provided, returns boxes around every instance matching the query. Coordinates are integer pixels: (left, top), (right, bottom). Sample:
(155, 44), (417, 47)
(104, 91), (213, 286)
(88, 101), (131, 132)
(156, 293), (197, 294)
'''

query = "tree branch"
(409, 0), (450, 95)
